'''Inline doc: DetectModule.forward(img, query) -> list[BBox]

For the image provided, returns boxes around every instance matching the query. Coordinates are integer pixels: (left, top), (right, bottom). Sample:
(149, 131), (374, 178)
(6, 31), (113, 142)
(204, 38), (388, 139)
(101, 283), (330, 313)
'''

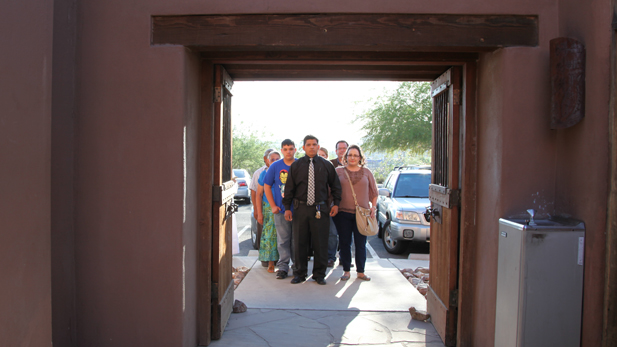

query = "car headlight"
(395, 210), (421, 222)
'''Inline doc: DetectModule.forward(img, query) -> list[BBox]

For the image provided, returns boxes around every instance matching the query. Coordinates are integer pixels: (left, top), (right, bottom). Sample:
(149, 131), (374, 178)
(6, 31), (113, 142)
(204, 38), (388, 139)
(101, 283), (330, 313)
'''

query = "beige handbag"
(344, 168), (378, 236)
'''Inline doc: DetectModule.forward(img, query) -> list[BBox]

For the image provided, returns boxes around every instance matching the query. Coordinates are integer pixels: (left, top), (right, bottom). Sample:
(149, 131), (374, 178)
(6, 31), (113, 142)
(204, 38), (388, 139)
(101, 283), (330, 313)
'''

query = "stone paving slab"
(208, 308), (444, 347)
(224, 256), (442, 347)
(234, 257), (427, 312)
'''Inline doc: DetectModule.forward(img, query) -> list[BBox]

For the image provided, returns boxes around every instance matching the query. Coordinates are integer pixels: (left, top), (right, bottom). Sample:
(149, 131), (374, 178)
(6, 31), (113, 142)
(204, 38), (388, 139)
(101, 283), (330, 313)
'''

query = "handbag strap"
(343, 168), (360, 208)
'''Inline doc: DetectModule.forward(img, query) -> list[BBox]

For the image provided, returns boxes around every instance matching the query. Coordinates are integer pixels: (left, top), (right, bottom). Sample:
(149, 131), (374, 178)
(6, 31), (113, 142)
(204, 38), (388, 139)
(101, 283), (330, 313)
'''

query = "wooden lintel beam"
(214, 60), (460, 66)
(152, 14), (538, 52)
(224, 64), (447, 73)
(229, 74), (438, 82)
(199, 51), (479, 63)
(222, 63), (449, 81)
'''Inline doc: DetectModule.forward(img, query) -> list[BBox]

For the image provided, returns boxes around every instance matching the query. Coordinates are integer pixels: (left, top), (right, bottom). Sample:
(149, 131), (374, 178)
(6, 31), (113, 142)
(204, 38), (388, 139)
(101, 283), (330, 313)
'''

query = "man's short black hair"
(303, 134), (319, 144)
(335, 140), (349, 150)
(281, 139), (295, 148)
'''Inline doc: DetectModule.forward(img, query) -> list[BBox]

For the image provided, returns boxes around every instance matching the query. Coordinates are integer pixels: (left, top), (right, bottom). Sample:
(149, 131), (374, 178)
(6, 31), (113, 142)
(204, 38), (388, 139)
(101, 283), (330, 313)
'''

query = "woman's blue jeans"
(333, 211), (367, 273)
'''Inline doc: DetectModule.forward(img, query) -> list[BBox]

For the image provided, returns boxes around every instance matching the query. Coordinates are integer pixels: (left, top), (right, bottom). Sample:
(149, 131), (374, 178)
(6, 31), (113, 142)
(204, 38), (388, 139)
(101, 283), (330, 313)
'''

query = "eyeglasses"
(347, 154), (361, 158)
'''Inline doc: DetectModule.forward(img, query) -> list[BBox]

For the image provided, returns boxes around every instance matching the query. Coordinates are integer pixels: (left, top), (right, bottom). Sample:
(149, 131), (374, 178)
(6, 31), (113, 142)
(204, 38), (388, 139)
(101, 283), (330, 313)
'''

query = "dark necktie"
(307, 158), (315, 205)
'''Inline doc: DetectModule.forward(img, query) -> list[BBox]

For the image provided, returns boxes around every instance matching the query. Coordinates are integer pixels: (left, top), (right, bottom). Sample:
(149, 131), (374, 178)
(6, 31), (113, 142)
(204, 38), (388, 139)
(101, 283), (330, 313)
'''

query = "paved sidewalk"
(208, 255), (444, 347)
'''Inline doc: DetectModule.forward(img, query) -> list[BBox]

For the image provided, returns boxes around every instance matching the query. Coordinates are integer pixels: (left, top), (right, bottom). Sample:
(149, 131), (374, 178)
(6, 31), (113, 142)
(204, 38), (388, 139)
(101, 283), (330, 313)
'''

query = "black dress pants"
(292, 203), (330, 280)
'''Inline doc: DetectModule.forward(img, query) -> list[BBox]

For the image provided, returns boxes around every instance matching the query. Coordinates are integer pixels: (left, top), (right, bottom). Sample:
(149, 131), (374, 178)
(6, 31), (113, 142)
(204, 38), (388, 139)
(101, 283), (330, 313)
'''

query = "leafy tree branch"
(355, 82), (432, 155)
(232, 123), (278, 175)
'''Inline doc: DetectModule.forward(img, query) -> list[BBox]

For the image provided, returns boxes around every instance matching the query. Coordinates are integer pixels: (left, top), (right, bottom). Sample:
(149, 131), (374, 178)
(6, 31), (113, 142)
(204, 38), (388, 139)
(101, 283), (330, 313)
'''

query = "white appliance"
(494, 216), (585, 347)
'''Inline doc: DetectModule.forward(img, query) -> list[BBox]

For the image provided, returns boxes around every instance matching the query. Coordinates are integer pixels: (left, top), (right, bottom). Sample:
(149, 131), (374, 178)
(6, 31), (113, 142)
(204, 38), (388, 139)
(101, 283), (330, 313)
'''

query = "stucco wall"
(73, 0), (191, 342)
(555, 1), (611, 345)
(473, 2), (610, 345)
(0, 0), (54, 345)
(475, 49), (505, 347)
(182, 49), (201, 347)
(1, 0), (600, 346)
(475, 45), (560, 345)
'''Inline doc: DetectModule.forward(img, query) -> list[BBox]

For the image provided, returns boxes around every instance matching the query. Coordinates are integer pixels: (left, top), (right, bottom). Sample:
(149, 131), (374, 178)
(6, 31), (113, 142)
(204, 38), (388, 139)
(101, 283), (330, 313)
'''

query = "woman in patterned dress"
(256, 151), (281, 272)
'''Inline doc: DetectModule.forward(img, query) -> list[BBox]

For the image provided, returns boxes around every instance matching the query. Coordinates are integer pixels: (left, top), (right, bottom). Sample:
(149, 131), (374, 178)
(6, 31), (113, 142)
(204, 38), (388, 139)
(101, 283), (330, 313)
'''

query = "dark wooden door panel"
(210, 65), (235, 341)
(428, 67), (461, 347)
(211, 181), (235, 339)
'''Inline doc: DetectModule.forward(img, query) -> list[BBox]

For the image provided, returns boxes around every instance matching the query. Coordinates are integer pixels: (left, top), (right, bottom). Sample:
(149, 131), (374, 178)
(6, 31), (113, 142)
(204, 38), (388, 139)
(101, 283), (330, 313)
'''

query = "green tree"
(355, 82), (432, 154)
(232, 124), (278, 175)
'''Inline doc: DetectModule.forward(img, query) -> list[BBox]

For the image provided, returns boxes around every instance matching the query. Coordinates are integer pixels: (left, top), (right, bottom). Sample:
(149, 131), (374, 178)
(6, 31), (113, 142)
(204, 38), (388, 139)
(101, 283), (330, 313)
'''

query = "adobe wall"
(72, 0), (197, 342)
(554, 0), (610, 345)
(61, 1), (609, 347)
(474, 1), (611, 346)
(475, 49), (505, 347)
(475, 45), (561, 346)
(0, 0), (54, 346)
(182, 50), (201, 346)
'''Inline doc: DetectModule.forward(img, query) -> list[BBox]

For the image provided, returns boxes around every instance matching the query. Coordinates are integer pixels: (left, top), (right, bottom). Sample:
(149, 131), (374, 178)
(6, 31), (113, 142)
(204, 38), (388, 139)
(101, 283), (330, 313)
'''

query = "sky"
(231, 81), (401, 153)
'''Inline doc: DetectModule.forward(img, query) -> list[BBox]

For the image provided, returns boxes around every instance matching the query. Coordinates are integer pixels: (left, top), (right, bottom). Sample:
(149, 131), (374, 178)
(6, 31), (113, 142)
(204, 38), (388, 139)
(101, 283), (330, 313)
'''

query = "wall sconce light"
(550, 37), (585, 129)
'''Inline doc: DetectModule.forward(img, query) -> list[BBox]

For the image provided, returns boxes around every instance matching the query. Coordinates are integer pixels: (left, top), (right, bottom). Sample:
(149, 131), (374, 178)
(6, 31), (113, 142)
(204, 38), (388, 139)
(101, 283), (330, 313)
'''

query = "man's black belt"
(294, 199), (326, 206)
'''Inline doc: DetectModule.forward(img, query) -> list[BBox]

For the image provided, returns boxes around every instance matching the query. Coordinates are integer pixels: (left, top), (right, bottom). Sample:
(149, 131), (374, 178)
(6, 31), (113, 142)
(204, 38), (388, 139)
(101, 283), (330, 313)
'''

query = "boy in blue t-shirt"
(264, 139), (297, 279)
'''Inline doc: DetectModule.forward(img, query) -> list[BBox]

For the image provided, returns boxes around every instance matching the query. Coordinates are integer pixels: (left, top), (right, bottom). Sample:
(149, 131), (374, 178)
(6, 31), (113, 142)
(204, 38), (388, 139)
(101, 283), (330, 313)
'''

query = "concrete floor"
(209, 255), (445, 347)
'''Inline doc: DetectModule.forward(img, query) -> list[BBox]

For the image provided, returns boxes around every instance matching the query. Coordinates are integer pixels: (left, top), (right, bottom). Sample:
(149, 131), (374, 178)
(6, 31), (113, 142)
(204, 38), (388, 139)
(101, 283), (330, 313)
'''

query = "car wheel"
(251, 223), (262, 250)
(382, 222), (406, 254)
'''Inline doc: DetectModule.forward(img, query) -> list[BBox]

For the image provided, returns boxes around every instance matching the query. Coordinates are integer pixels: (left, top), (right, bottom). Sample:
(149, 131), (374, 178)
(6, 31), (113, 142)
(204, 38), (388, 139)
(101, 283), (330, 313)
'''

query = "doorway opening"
(151, 12), (539, 346)
(201, 59), (475, 347)
(230, 80), (431, 260)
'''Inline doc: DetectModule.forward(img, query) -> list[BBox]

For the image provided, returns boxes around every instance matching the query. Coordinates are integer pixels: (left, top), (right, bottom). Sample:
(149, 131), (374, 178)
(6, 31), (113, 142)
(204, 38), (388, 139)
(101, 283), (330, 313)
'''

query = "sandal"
(340, 274), (350, 281)
(357, 274), (371, 281)
(267, 261), (275, 273)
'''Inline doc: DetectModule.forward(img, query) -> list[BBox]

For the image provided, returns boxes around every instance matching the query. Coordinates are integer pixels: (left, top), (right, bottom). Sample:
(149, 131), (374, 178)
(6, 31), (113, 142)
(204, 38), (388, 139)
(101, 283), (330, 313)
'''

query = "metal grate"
(222, 90), (232, 182)
(433, 91), (449, 187)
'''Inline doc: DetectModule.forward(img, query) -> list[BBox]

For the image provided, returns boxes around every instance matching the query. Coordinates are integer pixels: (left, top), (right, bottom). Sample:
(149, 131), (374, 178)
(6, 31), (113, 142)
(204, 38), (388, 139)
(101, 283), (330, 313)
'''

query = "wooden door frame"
(179, 13), (537, 346)
(457, 61), (477, 347)
(197, 56), (478, 346)
(605, 6), (617, 346)
(197, 63), (238, 346)
(197, 60), (214, 345)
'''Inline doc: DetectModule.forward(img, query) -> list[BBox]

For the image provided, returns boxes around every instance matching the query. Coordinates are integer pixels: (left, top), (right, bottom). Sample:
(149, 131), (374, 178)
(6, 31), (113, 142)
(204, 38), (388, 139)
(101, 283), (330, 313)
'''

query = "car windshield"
(233, 169), (246, 178)
(393, 173), (431, 198)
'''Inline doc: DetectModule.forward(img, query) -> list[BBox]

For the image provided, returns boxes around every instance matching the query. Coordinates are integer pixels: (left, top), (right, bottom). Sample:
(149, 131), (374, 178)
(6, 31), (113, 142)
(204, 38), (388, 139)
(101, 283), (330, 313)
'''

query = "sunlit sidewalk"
(207, 255), (444, 347)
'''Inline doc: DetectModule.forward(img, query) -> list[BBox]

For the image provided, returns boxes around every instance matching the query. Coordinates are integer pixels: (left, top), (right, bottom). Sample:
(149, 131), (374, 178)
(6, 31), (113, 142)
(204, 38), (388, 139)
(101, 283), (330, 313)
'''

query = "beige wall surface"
(0, 0), (605, 346)
(0, 0), (54, 346)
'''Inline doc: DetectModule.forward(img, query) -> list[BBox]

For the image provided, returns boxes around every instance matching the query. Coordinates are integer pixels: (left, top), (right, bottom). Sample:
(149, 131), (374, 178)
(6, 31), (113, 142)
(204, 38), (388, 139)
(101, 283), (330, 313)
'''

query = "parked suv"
(376, 169), (431, 254)
(232, 169), (251, 203)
